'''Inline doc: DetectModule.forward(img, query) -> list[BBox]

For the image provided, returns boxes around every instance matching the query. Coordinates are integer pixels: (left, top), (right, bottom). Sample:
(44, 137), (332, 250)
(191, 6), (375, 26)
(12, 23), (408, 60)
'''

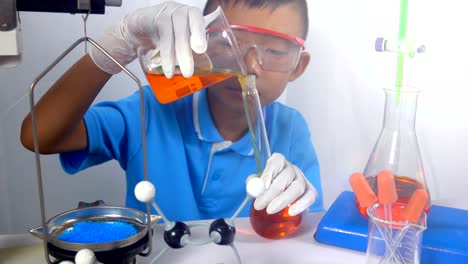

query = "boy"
(20, 0), (323, 221)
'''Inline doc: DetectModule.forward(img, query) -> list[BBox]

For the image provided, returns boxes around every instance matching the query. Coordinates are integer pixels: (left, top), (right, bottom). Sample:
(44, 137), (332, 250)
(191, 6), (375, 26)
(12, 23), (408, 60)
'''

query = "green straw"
(395, 0), (409, 100)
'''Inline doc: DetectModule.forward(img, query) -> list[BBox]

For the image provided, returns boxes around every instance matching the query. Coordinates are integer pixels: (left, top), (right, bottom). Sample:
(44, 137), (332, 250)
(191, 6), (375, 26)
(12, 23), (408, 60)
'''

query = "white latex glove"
(253, 153), (318, 216)
(89, 1), (207, 77)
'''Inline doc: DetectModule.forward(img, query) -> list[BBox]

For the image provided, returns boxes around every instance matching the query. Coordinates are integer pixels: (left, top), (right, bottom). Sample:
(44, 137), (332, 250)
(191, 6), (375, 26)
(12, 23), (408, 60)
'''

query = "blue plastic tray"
(314, 191), (468, 263)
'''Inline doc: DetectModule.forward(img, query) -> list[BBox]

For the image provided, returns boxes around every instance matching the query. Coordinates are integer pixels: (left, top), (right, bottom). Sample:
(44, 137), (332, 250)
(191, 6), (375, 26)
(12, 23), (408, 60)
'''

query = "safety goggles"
(207, 25), (305, 73)
(230, 25), (305, 73)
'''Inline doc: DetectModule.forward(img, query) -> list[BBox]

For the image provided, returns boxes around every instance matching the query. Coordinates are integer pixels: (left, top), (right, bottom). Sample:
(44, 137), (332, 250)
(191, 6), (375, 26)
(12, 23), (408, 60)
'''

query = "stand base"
(48, 233), (149, 264)
(314, 191), (468, 264)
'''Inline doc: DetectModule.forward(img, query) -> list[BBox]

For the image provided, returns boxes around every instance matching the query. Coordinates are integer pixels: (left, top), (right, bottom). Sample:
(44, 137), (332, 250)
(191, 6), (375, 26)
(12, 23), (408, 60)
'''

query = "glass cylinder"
(358, 86), (431, 218)
(238, 75), (302, 239)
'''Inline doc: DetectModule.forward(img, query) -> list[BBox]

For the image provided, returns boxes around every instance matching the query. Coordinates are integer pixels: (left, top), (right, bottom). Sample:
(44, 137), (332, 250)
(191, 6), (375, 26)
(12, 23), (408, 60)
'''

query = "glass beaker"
(238, 75), (302, 239)
(137, 6), (246, 104)
(366, 203), (427, 264)
(358, 86), (431, 218)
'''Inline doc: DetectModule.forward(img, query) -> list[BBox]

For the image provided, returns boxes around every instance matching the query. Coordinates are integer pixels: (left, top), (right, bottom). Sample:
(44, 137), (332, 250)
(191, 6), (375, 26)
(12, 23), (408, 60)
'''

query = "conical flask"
(358, 86), (431, 218)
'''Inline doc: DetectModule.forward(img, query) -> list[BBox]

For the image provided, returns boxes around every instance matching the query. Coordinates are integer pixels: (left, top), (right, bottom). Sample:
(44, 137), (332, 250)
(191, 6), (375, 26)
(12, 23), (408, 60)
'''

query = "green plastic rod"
(396, 0), (409, 100)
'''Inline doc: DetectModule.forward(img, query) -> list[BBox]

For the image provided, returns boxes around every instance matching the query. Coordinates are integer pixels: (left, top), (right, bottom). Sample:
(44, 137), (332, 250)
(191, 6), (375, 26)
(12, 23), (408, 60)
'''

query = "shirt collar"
(192, 89), (254, 156)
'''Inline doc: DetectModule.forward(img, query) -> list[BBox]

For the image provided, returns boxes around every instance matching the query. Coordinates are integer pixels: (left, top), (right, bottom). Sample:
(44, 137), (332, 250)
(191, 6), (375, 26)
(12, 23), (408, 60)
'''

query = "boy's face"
(206, 3), (310, 112)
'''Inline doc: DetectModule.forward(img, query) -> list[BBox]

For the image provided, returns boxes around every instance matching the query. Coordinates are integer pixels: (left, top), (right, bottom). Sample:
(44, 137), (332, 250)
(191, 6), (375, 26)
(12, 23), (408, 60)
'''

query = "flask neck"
(382, 89), (419, 131)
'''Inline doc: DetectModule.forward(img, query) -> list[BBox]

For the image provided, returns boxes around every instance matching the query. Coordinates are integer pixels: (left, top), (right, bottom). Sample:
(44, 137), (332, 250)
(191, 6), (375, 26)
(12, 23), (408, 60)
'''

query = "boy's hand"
(89, 1), (207, 77)
(253, 153), (318, 216)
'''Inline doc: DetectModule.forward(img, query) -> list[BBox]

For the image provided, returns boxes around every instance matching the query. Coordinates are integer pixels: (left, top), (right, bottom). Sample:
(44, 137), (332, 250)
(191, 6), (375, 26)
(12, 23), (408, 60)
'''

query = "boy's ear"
(288, 51), (310, 82)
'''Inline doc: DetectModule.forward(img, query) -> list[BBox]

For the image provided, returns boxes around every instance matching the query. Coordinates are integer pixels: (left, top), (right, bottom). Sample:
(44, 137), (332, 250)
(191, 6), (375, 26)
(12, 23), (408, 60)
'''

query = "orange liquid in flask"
(145, 72), (236, 104)
(356, 175), (431, 221)
(249, 202), (302, 239)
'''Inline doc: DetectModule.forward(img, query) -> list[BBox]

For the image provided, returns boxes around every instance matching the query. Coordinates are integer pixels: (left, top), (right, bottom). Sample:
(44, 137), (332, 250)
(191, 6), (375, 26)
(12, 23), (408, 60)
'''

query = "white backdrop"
(1, 0), (467, 234)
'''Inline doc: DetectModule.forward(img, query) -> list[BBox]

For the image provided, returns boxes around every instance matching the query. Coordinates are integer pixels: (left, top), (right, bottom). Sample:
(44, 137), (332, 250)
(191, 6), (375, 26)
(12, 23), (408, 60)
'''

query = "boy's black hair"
(203, 0), (309, 39)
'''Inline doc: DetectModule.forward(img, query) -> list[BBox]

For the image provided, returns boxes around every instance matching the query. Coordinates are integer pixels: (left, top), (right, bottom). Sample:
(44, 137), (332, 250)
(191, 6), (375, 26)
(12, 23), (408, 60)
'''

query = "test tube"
(377, 170), (400, 263)
(377, 170), (398, 225)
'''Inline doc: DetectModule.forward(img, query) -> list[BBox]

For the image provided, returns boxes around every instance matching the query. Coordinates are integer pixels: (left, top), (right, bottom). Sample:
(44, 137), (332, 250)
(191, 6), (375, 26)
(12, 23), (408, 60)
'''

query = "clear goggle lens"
(207, 25), (304, 73)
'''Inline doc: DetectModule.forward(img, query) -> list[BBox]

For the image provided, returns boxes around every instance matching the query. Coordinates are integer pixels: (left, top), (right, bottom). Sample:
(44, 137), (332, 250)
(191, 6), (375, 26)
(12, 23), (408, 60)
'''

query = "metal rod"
(29, 36), (152, 262)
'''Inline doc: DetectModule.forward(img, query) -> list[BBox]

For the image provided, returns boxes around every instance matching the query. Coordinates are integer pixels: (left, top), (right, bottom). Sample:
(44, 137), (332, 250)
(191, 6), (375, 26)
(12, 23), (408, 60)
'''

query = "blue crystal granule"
(57, 220), (139, 243)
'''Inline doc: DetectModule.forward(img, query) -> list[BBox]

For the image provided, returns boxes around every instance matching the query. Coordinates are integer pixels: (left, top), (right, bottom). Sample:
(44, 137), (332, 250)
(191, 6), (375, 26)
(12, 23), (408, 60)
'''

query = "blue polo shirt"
(60, 85), (323, 221)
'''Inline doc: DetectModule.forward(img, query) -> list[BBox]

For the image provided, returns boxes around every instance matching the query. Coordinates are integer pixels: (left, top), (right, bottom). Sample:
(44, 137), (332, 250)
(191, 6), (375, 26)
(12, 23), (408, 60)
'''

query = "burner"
(48, 233), (150, 264)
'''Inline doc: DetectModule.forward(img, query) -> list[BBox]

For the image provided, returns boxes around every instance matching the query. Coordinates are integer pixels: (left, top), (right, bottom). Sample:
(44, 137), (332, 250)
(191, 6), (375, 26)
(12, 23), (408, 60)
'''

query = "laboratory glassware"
(237, 75), (303, 239)
(366, 203), (426, 264)
(137, 6), (246, 104)
(358, 86), (430, 218)
(249, 203), (302, 239)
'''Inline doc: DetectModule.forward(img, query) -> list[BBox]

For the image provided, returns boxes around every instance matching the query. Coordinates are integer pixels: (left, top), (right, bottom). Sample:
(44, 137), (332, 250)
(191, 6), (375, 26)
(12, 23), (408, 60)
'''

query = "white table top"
(0, 212), (367, 264)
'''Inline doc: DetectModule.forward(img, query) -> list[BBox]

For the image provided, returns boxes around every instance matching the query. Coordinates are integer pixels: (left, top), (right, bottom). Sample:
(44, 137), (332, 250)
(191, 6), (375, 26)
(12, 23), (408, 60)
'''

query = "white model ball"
(59, 261), (74, 264)
(134, 181), (156, 203)
(246, 177), (265, 198)
(75, 248), (96, 264)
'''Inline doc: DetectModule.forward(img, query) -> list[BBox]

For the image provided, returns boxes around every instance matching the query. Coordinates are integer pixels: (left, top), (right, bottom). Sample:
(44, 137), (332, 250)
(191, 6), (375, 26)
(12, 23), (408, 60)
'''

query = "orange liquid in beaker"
(145, 72), (236, 104)
(356, 175), (431, 221)
(249, 202), (302, 239)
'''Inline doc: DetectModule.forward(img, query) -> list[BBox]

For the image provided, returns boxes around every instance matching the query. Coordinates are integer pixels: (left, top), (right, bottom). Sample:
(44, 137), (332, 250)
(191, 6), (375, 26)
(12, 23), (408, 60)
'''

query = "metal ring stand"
(28, 36), (152, 264)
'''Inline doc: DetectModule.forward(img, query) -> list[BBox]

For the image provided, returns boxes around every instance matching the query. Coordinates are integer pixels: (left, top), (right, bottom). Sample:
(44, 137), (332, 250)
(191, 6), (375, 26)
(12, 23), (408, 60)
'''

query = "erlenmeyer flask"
(138, 6), (246, 104)
(238, 75), (302, 239)
(358, 86), (431, 218)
